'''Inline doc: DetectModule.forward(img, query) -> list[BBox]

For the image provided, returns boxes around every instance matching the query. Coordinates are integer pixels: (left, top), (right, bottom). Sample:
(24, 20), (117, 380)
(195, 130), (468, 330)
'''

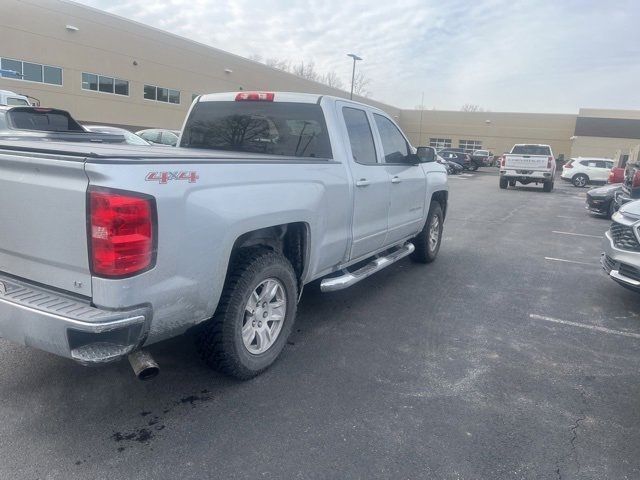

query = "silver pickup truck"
(0, 92), (448, 380)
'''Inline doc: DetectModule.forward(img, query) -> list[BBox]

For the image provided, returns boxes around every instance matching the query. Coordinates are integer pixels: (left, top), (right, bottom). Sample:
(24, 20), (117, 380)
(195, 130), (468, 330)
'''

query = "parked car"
(561, 157), (614, 187)
(418, 146), (461, 175)
(0, 105), (124, 143)
(0, 91), (449, 381)
(602, 200), (640, 292)
(136, 128), (180, 146)
(0, 89), (30, 106)
(444, 158), (463, 175)
(440, 150), (472, 169)
(586, 183), (622, 218)
(500, 144), (556, 191)
(609, 166), (625, 184)
(471, 149), (493, 167)
(615, 157), (640, 209)
(85, 125), (151, 146)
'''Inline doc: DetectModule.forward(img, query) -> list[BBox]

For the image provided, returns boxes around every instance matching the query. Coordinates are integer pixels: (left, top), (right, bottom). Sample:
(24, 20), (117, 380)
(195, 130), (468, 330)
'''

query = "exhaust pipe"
(128, 350), (159, 381)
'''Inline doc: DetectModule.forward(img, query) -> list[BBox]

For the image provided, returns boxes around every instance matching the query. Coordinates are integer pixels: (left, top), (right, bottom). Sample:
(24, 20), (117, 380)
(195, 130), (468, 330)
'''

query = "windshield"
(511, 145), (551, 156)
(181, 101), (333, 158)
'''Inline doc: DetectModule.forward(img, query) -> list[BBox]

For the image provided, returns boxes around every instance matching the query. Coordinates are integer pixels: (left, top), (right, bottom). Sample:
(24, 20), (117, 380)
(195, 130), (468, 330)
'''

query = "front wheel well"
(431, 191), (448, 219)
(230, 223), (308, 287)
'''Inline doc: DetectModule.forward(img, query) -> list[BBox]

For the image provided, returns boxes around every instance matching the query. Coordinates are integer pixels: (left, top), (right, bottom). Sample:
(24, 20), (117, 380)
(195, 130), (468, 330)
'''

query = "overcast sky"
(75, 0), (639, 113)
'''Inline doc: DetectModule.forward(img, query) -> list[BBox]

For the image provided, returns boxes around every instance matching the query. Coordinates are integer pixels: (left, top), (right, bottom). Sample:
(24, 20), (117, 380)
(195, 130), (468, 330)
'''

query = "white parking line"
(530, 314), (640, 339)
(552, 231), (603, 239)
(448, 176), (467, 180)
(544, 256), (599, 266)
(556, 215), (576, 219)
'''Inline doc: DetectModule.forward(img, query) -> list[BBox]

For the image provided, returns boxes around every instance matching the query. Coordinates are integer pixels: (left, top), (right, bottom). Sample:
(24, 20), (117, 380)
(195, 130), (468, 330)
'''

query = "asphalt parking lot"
(1, 169), (640, 480)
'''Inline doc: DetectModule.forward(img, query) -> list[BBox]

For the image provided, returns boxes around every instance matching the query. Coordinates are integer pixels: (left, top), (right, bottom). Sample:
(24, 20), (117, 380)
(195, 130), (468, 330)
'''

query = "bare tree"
(352, 71), (370, 97)
(265, 58), (291, 72)
(321, 71), (344, 89)
(291, 61), (320, 82)
(461, 104), (486, 112)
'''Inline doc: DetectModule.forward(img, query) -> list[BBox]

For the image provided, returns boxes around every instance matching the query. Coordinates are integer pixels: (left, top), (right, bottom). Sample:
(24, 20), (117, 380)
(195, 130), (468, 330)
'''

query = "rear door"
(0, 148), (91, 296)
(338, 103), (390, 260)
(371, 113), (426, 246)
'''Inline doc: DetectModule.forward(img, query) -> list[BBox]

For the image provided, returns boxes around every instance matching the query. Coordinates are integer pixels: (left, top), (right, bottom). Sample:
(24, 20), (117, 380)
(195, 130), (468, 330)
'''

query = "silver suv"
(602, 199), (640, 292)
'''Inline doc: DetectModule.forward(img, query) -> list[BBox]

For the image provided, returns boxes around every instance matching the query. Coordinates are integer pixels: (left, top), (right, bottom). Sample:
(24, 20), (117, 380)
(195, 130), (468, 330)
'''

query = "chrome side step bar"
(320, 243), (415, 292)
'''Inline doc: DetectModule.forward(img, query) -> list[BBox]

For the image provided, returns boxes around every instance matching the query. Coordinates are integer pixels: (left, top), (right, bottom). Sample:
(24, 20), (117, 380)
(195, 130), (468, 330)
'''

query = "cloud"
(74, 0), (640, 112)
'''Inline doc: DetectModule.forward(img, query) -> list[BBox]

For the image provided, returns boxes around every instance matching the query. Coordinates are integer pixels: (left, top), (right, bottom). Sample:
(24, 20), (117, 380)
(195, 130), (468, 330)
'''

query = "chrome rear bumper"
(0, 273), (149, 364)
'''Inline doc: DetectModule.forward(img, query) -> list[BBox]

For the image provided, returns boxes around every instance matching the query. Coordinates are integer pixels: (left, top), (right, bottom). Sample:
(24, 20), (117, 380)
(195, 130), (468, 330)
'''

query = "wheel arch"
(229, 222), (310, 290)
(431, 190), (449, 219)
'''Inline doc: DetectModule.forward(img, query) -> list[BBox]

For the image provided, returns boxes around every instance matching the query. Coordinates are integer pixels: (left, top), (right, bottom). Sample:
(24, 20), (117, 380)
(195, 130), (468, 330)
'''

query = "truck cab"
(0, 89), (30, 106)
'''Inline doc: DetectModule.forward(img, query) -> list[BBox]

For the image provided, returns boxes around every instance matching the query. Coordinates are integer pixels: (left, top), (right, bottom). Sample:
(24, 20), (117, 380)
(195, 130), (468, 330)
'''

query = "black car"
(439, 150), (472, 169)
(0, 105), (124, 143)
(586, 183), (623, 218)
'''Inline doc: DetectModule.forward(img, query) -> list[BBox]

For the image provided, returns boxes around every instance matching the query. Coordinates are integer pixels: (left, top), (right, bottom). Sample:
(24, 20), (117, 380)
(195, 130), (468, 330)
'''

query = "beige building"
(399, 109), (576, 158)
(1, 0), (639, 161)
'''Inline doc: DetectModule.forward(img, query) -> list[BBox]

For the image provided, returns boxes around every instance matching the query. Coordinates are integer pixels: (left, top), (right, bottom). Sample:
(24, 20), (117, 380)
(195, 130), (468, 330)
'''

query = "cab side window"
(373, 114), (409, 164)
(343, 107), (377, 165)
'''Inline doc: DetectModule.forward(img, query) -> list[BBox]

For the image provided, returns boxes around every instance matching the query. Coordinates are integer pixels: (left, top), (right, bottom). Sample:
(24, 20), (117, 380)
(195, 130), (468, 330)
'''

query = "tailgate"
(504, 155), (548, 170)
(0, 150), (91, 296)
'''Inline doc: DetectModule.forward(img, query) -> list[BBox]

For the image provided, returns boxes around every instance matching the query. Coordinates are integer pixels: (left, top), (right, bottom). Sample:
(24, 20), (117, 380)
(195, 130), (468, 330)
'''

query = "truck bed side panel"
(85, 160), (351, 343)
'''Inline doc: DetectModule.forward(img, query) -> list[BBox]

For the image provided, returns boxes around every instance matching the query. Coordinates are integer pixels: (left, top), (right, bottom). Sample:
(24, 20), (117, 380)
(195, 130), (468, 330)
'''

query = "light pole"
(347, 53), (362, 100)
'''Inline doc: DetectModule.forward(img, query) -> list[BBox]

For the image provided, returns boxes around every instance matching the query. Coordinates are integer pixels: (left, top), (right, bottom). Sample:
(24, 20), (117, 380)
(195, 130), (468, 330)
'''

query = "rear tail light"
(500, 155), (506, 167)
(547, 156), (553, 169)
(633, 171), (640, 188)
(89, 189), (156, 278)
(608, 170), (615, 183)
(235, 92), (275, 102)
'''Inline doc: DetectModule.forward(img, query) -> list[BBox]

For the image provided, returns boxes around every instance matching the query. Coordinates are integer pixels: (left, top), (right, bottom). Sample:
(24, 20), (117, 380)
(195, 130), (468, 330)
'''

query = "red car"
(608, 167), (625, 184)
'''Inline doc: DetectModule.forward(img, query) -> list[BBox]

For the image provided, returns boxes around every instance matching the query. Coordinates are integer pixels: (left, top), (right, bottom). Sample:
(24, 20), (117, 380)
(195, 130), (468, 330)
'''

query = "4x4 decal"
(145, 171), (199, 184)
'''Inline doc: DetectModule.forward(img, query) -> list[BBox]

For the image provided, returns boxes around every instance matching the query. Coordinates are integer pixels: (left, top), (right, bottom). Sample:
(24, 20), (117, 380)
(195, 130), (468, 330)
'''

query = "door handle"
(391, 176), (401, 184)
(356, 179), (371, 187)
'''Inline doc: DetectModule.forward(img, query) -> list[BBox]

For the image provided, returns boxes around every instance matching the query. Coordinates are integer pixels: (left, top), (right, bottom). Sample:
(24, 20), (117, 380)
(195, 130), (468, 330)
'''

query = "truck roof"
(198, 91), (384, 112)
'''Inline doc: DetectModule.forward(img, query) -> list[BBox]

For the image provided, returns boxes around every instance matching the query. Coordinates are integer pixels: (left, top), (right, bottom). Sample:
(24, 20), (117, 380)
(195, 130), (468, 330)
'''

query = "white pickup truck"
(0, 92), (448, 380)
(499, 144), (556, 192)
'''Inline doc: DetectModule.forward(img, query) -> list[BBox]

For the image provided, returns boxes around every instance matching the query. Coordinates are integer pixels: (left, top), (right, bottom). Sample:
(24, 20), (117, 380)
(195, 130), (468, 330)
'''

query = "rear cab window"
(6, 97), (29, 106)
(7, 108), (85, 132)
(511, 145), (551, 156)
(181, 101), (333, 158)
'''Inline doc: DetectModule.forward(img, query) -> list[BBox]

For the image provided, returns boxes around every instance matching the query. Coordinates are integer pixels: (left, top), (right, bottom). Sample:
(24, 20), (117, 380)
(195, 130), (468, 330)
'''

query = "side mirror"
(416, 146), (436, 163)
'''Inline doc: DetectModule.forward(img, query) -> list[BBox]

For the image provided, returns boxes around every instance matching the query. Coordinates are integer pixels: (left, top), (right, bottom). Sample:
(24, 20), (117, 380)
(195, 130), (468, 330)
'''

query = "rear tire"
(411, 201), (444, 264)
(196, 248), (298, 380)
(543, 179), (554, 192)
(509, 180), (516, 187)
(499, 177), (508, 189)
(469, 164), (479, 172)
(572, 174), (588, 188)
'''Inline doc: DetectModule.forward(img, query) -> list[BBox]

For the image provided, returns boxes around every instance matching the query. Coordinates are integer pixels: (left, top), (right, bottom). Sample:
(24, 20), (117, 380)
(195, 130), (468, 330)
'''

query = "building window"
(82, 72), (128, 96)
(0, 57), (62, 86)
(459, 139), (482, 153)
(144, 84), (180, 104)
(144, 85), (180, 105)
(429, 138), (451, 149)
